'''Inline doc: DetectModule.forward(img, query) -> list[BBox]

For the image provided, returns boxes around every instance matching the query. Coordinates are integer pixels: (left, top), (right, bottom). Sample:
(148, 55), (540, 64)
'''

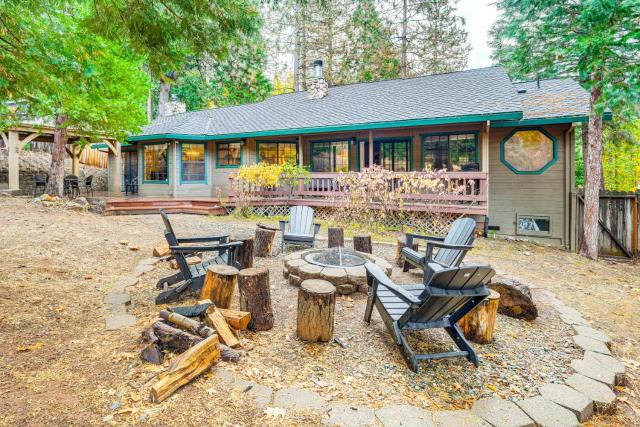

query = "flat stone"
(139, 257), (161, 266)
(336, 283), (358, 295)
(284, 252), (303, 261)
(105, 314), (136, 330)
(433, 410), (490, 427)
(572, 325), (611, 345)
(273, 387), (326, 412)
(104, 292), (131, 305)
(376, 404), (434, 427)
(133, 263), (154, 277)
(573, 335), (611, 355)
(234, 379), (273, 408)
(583, 351), (626, 386)
(345, 266), (367, 287)
(298, 264), (323, 280)
(323, 404), (376, 426)
(320, 267), (349, 285)
(283, 267), (290, 279)
(285, 258), (307, 274)
(560, 315), (589, 326)
(539, 383), (593, 422)
(288, 274), (302, 287)
(565, 374), (616, 414)
(570, 359), (615, 388)
(214, 368), (235, 385)
(471, 397), (534, 427)
(113, 276), (139, 292)
(516, 396), (579, 427)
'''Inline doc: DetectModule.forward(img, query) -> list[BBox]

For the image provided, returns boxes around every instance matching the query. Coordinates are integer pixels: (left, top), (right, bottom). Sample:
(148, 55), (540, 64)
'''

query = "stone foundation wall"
(0, 150), (108, 196)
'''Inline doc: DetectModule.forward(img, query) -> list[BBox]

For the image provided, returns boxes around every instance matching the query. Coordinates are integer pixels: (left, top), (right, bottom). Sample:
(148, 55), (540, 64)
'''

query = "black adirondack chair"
(279, 206), (321, 251)
(84, 175), (94, 196)
(364, 262), (494, 372)
(34, 174), (47, 196)
(155, 209), (242, 304)
(402, 217), (476, 282)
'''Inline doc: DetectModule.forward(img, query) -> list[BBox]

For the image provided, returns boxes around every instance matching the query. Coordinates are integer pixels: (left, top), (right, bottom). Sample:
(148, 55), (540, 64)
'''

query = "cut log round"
(255, 227), (277, 257)
(151, 321), (202, 352)
(488, 277), (538, 320)
(395, 238), (419, 267)
(238, 267), (274, 331)
(297, 279), (336, 342)
(353, 235), (372, 253)
(328, 227), (344, 248)
(201, 265), (239, 309)
(459, 290), (500, 344)
(235, 234), (255, 269)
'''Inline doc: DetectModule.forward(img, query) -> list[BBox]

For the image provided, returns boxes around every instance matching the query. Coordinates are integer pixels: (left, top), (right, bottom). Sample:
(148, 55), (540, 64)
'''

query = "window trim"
(255, 140), (299, 165)
(309, 137), (357, 172)
(372, 136), (413, 172)
(215, 140), (243, 169)
(516, 213), (552, 237)
(419, 131), (479, 171)
(500, 127), (558, 175)
(179, 142), (208, 184)
(141, 142), (170, 184)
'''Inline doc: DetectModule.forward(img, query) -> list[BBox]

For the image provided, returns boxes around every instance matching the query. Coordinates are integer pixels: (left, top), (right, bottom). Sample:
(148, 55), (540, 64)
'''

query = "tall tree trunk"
(579, 86), (603, 260)
(158, 79), (170, 117)
(299, 5), (307, 91)
(293, 4), (301, 92)
(401, 0), (408, 78)
(147, 89), (154, 122)
(46, 113), (68, 197)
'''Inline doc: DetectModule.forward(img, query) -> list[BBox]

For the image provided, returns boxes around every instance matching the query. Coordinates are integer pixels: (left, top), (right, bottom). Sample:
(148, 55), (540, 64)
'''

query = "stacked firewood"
(140, 300), (251, 402)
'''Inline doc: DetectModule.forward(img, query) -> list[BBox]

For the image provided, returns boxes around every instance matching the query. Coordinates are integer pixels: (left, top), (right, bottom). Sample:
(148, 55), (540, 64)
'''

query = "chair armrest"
(425, 241), (473, 260)
(279, 220), (288, 233)
(405, 232), (444, 247)
(364, 262), (421, 307)
(313, 223), (321, 235)
(169, 241), (242, 253)
(177, 235), (229, 244)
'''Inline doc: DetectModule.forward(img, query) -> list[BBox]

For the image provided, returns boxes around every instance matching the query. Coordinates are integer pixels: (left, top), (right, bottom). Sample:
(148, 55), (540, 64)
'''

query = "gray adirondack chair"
(279, 206), (321, 251)
(364, 262), (494, 372)
(155, 209), (241, 304)
(402, 217), (476, 282)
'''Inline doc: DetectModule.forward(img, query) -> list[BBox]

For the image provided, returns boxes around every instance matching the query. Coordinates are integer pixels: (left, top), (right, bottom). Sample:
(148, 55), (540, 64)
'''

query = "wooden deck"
(104, 171), (488, 216)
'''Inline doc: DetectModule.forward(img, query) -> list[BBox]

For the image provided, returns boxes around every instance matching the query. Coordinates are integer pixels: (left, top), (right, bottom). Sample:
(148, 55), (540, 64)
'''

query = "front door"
(373, 139), (410, 171)
(121, 151), (138, 192)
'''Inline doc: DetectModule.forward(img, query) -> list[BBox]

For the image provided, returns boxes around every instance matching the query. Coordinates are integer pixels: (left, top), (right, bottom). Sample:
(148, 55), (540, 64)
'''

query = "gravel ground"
(0, 197), (638, 426)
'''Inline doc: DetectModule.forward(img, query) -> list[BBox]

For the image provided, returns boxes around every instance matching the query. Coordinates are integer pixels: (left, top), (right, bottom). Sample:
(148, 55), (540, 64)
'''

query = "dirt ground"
(0, 197), (638, 426)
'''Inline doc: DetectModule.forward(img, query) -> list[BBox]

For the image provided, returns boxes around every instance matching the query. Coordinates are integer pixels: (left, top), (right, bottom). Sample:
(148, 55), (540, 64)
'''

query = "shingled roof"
(131, 67), (592, 141)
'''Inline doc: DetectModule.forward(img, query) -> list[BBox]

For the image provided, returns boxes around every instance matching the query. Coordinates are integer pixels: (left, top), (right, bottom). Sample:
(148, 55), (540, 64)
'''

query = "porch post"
(298, 135), (304, 167)
(7, 131), (20, 191)
(112, 141), (122, 194)
(368, 130), (374, 167)
(481, 120), (490, 172)
(359, 139), (365, 170)
(71, 144), (82, 176)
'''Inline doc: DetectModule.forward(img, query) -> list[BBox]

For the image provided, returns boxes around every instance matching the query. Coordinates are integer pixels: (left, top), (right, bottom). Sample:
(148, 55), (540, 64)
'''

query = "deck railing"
(228, 171), (488, 215)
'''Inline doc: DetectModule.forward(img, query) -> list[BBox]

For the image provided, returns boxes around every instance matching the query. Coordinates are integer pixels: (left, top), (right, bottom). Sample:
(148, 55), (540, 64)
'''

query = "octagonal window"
(501, 129), (557, 174)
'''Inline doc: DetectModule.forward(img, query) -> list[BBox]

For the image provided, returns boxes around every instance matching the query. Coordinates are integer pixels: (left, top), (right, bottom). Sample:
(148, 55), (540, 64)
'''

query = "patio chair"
(125, 177), (138, 195)
(364, 262), (494, 372)
(63, 175), (80, 198)
(401, 217), (476, 282)
(279, 206), (321, 251)
(33, 174), (47, 197)
(155, 209), (242, 304)
(84, 175), (94, 197)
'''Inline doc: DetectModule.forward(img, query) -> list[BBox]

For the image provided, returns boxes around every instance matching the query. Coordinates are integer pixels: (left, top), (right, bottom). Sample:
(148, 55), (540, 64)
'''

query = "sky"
(458, 0), (498, 69)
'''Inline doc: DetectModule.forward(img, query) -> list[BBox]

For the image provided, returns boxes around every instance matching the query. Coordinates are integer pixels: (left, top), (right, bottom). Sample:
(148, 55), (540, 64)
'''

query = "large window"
(143, 143), (168, 183)
(181, 143), (206, 183)
(422, 133), (477, 171)
(501, 129), (557, 174)
(257, 141), (297, 165)
(311, 140), (350, 172)
(374, 139), (410, 171)
(216, 141), (242, 168)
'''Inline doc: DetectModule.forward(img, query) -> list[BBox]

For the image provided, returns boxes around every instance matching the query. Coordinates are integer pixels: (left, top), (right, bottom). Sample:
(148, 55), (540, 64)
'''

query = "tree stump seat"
(296, 279), (336, 342)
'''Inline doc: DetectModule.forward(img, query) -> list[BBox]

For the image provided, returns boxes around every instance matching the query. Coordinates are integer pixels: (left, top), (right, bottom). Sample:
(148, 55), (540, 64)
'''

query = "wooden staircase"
(105, 198), (228, 216)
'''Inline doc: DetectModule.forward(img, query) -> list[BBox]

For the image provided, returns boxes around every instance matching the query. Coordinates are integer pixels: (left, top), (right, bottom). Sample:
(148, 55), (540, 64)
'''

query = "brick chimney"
(307, 59), (329, 100)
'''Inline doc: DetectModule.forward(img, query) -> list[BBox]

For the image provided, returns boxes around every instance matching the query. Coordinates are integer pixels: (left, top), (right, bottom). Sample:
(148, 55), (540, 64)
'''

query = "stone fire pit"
(283, 247), (393, 295)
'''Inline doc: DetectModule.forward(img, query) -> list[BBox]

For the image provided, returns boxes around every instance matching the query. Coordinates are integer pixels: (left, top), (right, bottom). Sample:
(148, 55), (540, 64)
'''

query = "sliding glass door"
(373, 138), (410, 171)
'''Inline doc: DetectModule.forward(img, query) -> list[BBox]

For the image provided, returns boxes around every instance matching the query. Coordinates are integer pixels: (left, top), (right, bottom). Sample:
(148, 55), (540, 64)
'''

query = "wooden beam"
(8, 131), (20, 191)
(298, 135), (304, 167)
(481, 121), (490, 173)
(368, 130), (374, 167)
(21, 132), (41, 148)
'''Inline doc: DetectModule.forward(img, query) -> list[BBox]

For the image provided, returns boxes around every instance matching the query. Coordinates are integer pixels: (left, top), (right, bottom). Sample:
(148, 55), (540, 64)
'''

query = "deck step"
(105, 199), (227, 216)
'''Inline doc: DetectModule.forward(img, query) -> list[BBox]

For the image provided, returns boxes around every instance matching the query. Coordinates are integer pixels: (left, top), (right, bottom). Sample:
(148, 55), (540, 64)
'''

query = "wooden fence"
(25, 140), (108, 168)
(575, 191), (639, 258)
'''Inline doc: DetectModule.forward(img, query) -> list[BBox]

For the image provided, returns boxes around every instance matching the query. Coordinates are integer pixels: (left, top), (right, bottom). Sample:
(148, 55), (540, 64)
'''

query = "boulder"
(488, 276), (538, 320)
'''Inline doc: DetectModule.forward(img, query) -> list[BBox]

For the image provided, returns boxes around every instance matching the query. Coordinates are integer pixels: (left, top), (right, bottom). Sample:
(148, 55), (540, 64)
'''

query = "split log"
(217, 308), (251, 331)
(238, 267), (274, 331)
(204, 305), (241, 348)
(150, 334), (220, 403)
(328, 227), (344, 248)
(353, 235), (372, 253)
(297, 279), (336, 342)
(200, 265), (238, 309)
(169, 259), (180, 270)
(159, 310), (215, 338)
(255, 227), (276, 257)
(235, 234), (255, 269)
(488, 277), (538, 320)
(151, 321), (202, 352)
(395, 238), (419, 268)
(153, 244), (171, 257)
(459, 290), (500, 344)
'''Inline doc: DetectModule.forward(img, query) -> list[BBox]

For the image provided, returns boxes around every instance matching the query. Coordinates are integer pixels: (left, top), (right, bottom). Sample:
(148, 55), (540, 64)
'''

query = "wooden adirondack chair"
(155, 209), (242, 304)
(364, 262), (494, 372)
(401, 217), (476, 282)
(279, 206), (321, 251)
